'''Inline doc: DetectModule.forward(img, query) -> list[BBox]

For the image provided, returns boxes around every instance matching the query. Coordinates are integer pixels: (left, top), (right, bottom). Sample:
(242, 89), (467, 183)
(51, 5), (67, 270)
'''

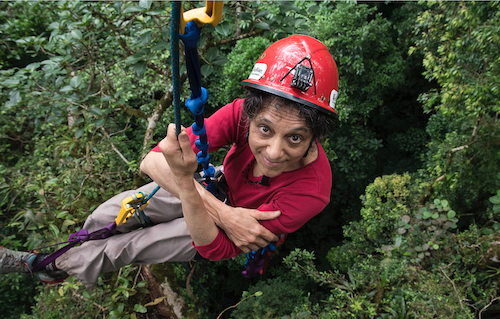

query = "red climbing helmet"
(241, 35), (339, 116)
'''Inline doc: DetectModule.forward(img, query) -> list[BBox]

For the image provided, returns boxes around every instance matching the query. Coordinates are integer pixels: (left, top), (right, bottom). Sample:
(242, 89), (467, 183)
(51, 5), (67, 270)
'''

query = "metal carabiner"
(115, 192), (150, 226)
(180, 1), (224, 34)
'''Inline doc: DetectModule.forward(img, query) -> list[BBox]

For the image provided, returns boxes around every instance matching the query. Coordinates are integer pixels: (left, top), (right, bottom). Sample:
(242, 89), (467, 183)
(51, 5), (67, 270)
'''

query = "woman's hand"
(159, 124), (198, 189)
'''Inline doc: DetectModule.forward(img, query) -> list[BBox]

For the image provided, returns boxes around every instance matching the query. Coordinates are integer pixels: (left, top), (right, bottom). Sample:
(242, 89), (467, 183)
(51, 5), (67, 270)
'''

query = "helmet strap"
(303, 140), (314, 158)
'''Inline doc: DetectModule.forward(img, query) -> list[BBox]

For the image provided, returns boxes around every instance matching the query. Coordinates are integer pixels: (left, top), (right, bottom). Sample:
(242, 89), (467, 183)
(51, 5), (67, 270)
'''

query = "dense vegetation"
(1, 1), (499, 318)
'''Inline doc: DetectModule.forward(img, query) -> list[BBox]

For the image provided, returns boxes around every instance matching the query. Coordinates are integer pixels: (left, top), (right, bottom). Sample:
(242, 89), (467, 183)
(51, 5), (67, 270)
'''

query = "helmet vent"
(279, 55), (317, 95)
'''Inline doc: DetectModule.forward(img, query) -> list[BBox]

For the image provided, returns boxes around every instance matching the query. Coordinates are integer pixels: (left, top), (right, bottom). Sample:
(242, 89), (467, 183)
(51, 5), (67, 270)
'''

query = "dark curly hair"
(242, 88), (336, 141)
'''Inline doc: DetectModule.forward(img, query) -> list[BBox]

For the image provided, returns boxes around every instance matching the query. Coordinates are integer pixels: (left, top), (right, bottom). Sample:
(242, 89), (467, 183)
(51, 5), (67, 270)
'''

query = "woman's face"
(248, 99), (314, 178)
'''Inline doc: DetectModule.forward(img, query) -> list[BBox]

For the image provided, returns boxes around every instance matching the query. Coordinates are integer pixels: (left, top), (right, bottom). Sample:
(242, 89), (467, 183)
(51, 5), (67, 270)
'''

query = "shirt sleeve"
(192, 229), (242, 260)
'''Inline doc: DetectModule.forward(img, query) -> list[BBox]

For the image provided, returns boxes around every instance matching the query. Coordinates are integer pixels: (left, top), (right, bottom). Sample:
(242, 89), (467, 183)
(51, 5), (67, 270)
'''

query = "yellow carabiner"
(115, 192), (150, 226)
(180, 1), (224, 34)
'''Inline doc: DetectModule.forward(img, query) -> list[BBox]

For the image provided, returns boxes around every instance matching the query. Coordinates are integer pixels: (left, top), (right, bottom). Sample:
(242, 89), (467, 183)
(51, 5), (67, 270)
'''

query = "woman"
(0, 35), (339, 289)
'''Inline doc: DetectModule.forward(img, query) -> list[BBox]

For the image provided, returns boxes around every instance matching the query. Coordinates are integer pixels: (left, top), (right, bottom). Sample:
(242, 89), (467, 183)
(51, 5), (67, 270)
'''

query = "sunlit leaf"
(139, 0), (152, 9)
(144, 296), (166, 307)
(71, 29), (82, 40)
(70, 75), (82, 88)
(123, 6), (145, 14)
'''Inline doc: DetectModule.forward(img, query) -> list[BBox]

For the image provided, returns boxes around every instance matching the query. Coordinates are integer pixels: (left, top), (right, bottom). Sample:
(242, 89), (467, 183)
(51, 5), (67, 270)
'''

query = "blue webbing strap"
(180, 21), (216, 194)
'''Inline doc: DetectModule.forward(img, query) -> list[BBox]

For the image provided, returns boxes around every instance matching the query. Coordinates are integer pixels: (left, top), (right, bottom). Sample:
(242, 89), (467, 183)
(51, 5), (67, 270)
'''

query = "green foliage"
(414, 1), (500, 215)
(217, 37), (271, 105)
(312, 2), (406, 122)
(21, 265), (151, 319)
(414, 1), (500, 117)
(381, 198), (459, 263)
(230, 274), (309, 319)
(286, 170), (500, 318)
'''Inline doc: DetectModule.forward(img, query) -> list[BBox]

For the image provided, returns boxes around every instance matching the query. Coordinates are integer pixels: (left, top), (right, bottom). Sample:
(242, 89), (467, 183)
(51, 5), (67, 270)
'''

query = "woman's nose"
(267, 138), (284, 160)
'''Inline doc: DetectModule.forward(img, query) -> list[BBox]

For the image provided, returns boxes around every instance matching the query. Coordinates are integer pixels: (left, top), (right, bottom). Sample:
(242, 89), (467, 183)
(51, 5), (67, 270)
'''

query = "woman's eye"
(289, 135), (302, 143)
(259, 126), (270, 134)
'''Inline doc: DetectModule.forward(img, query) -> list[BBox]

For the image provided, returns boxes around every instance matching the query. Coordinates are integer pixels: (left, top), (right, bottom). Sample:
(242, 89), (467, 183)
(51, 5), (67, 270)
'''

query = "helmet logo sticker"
(248, 63), (267, 80)
(329, 89), (338, 110)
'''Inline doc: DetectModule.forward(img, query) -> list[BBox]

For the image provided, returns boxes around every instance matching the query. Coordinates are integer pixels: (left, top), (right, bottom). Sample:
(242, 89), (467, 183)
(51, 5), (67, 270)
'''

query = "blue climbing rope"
(171, 1), (182, 136)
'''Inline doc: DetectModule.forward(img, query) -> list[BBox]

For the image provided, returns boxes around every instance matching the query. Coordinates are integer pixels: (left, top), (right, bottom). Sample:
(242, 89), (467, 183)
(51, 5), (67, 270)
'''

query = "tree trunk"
(141, 265), (178, 319)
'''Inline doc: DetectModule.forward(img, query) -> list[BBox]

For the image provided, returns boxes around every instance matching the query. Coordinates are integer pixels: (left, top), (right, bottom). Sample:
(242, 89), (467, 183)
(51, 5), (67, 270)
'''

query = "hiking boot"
(37, 270), (69, 284)
(0, 246), (37, 274)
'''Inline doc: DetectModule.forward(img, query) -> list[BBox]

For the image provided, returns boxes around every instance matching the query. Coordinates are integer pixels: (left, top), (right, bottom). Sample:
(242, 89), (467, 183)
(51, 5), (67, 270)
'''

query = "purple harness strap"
(31, 222), (117, 272)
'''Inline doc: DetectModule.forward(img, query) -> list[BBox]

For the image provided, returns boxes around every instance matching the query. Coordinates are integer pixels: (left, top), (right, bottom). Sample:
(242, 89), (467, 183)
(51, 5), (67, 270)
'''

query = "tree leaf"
(489, 196), (500, 205)
(123, 6), (145, 14)
(395, 236), (402, 247)
(1, 79), (20, 87)
(63, 219), (76, 226)
(60, 85), (73, 93)
(75, 128), (84, 139)
(101, 96), (113, 102)
(151, 41), (169, 51)
(215, 21), (230, 36)
(447, 210), (456, 219)
(139, 0), (153, 10)
(238, 12), (252, 21)
(49, 223), (60, 237)
(213, 55), (228, 65)
(71, 29), (82, 40)
(89, 107), (103, 116)
(308, 5), (320, 14)
(8, 90), (21, 104)
(144, 296), (166, 307)
(200, 64), (213, 77)
(133, 61), (147, 76)
(95, 118), (105, 127)
(255, 10), (270, 19)
(134, 304), (148, 313)
(255, 22), (270, 30)
(205, 47), (218, 62)
(70, 75), (82, 88)
(139, 30), (153, 45)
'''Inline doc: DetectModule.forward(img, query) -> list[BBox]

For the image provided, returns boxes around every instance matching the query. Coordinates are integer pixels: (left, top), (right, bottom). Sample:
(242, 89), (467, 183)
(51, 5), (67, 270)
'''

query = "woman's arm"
(140, 145), (280, 252)
(160, 124), (219, 245)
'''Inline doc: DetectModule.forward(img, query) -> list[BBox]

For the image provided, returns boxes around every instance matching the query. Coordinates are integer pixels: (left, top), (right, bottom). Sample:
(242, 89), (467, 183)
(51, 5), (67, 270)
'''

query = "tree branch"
(92, 9), (170, 78)
(140, 73), (188, 161)
(100, 127), (130, 165)
(439, 267), (473, 319)
(207, 30), (263, 48)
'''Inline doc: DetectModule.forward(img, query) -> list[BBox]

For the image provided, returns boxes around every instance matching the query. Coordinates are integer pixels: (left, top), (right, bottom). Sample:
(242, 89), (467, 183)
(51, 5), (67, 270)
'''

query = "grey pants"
(57, 182), (197, 289)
